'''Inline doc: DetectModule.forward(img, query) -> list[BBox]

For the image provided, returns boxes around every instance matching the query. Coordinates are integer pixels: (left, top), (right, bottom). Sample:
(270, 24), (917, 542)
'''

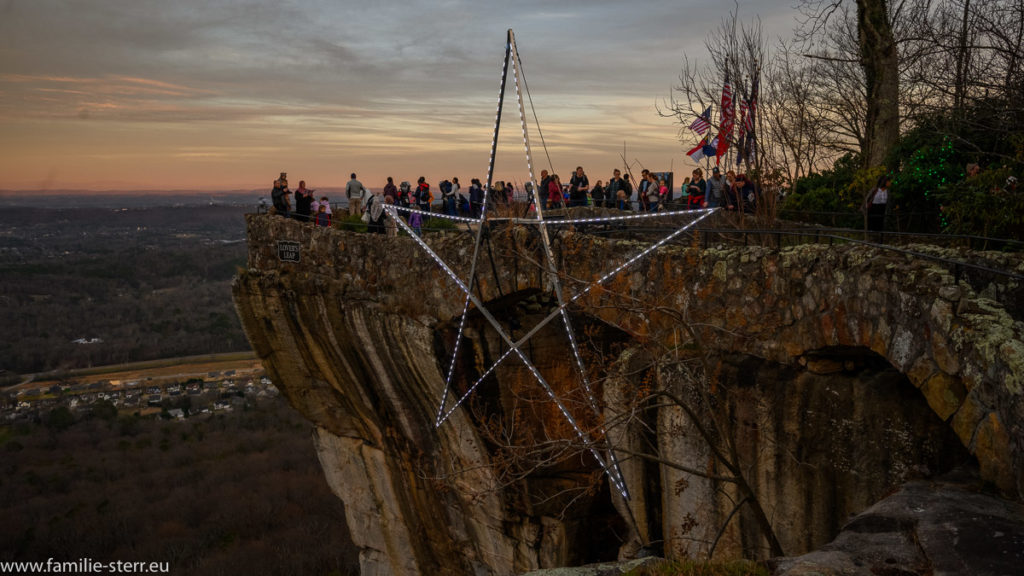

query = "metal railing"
(251, 209), (1024, 291)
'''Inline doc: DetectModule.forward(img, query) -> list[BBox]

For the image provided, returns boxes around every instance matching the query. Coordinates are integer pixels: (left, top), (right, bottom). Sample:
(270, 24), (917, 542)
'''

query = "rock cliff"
(232, 214), (1024, 575)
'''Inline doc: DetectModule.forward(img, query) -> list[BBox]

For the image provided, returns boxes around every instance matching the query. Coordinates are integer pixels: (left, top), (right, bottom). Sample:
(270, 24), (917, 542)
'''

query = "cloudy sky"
(0, 0), (798, 192)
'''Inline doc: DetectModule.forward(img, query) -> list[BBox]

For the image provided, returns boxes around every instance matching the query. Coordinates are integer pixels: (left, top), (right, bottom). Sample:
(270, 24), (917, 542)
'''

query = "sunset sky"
(0, 0), (797, 192)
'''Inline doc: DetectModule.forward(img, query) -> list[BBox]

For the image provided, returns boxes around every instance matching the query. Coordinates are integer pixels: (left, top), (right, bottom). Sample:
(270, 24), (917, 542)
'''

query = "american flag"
(744, 74), (758, 132)
(736, 100), (749, 166)
(689, 106), (711, 135)
(715, 69), (734, 162)
(744, 74), (758, 162)
(738, 100), (749, 141)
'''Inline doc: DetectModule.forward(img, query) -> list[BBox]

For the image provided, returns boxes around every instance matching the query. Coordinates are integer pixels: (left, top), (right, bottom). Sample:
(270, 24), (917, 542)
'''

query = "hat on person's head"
(712, 166), (720, 173)
(280, 172), (287, 178)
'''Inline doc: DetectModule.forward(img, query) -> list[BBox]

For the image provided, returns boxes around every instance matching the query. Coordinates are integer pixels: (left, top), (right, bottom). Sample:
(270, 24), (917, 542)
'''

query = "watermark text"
(0, 558), (169, 574)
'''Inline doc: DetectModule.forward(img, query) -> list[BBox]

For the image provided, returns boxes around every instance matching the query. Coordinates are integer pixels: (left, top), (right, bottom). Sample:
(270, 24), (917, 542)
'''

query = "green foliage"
(90, 399), (118, 422)
(781, 154), (884, 228)
(627, 559), (770, 576)
(426, 217), (458, 231)
(784, 110), (1024, 236)
(118, 414), (141, 436)
(45, 406), (76, 431)
(334, 214), (368, 233)
(850, 165), (889, 207)
(1, 397), (359, 575)
(0, 426), (13, 446)
(934, 166), (1024, 241)
(890, 116), (1024, 240)
(888, 133), (960, 231)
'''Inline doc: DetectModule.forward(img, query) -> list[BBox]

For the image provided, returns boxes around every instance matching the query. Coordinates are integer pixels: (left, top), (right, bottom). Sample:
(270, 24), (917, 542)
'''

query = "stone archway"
(547, 239), (1023, 497)
(235, 215), (1024, 574)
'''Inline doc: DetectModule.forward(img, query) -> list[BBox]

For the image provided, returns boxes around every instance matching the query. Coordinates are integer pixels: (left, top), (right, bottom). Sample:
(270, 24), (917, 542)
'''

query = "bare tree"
(760, 41), (843, 189)
(796, 0), (900, 167)
(659, 6), (766, 176)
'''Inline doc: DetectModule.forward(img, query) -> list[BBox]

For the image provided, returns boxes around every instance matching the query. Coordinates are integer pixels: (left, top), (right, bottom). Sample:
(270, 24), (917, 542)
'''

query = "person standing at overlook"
(863, 175), (890, 232)
(723, 170), (739, 211)
(415, 177), (433, 222)
(382, 177), (398, 205)
(646, 172), (662, 212)
(590, 180), (605, 208)
(384, 196), (398, 237)
(538, 169), (551, 210)
(569, 166), (589, 207)
(271, 172), (290, 217)
(468, 178), (484, 218)
(365, 190), (386, 234)
(294, 180), (314, 222)
(637, 169), (652, 211)
(619, 174), (634, 210)
(605, 169), (624, 209)
(705, 166), (726, 208)
(687, 168), (706, 210)
(313, 204), (331, 227)
(547, 174), (566, 209)
(346, 173), (367, 217)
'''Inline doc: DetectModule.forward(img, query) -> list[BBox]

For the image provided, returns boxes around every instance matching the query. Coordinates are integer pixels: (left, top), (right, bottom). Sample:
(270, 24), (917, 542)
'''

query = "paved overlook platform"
(234, 213), (1024, 575)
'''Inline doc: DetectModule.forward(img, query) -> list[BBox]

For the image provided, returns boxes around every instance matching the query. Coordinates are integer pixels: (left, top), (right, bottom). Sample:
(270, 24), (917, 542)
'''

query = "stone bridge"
(233, 213), (1024, 575)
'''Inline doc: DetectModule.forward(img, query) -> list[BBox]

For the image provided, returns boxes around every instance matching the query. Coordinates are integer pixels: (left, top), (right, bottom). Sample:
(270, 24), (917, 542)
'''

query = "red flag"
(715, 69), (734, 164)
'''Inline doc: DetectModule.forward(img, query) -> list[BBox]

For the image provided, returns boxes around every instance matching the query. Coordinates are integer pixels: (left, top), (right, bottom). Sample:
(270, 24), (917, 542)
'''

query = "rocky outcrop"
(232, 214), (1024, 574)
(772, 469), (1024, 576)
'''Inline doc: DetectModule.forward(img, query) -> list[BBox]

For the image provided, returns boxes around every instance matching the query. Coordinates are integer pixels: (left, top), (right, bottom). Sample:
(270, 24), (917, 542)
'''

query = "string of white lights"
(433, 45), (506, 427)
(508, 32), (630, 495)
(426, 208), (717, 497)
(435, 35), (547, 431)
(390, 204), (481, 225)
(422, 30), (726, 501)
(435, 208), (717, 424)
(386, 202), (628, 496)
(436, 291), (472, 427)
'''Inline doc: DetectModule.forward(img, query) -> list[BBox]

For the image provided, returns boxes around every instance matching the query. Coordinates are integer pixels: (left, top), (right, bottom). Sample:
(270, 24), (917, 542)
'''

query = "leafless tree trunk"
(857, 0), (900, 167)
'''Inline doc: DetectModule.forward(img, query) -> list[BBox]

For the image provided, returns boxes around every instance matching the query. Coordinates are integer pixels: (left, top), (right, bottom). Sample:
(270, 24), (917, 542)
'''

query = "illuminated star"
(383, 29), (718, 500)
(385, 203), (717, 500)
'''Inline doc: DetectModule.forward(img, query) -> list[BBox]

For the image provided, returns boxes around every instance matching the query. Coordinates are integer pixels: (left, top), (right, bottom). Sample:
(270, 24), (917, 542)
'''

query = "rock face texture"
(232, 215), (1024, 575)
(772, 470), (1024, 576)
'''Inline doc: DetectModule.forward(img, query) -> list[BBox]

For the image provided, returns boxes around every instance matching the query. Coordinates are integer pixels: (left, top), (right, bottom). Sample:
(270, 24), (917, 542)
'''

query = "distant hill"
(0, 187), (350, 207)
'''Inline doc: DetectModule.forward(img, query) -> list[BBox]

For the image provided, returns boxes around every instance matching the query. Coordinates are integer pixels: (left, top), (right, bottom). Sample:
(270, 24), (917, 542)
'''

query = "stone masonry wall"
(233, 214), (1024, 573)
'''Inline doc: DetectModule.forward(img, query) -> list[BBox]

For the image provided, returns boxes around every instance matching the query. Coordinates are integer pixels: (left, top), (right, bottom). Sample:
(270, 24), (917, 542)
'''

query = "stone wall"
(233, 214), (1024, 573)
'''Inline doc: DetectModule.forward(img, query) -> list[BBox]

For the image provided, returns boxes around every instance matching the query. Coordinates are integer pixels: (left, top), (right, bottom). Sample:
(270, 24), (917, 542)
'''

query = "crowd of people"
(269, 172), (335, 226)
(535, 165), (758, 214)
(265, 164), (762, 234)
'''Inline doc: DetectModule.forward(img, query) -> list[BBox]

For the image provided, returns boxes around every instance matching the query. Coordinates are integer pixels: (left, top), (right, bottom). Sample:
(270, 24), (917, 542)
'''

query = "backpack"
(398, 182), (412, 206)
(416, 184), (432, 204)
